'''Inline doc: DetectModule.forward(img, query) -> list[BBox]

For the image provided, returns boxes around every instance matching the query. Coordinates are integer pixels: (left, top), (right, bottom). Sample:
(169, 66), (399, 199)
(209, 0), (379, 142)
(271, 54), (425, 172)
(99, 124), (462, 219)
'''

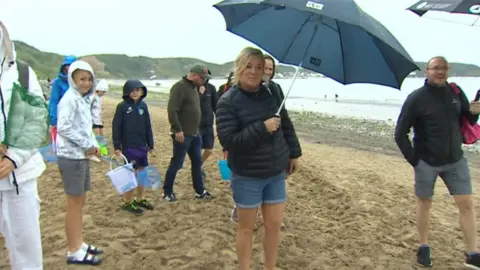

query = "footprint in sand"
(221, 248), (237, 260)
(110, 241), (131, 254)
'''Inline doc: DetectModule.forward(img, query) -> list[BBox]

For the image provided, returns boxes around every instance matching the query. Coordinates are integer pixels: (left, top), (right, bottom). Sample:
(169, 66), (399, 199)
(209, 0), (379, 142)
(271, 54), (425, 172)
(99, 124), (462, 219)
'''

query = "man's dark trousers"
(163, 135), (204, 195)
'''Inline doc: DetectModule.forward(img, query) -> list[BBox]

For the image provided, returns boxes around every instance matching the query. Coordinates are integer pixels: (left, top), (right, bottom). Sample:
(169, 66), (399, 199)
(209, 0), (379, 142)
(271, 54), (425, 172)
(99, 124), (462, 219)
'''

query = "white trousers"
(0, 180), (43, 270)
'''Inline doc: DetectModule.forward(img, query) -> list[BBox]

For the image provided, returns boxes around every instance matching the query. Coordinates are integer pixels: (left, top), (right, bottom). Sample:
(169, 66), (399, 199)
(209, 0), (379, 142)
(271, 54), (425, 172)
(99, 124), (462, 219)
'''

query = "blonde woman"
(216, 47), (302, 270)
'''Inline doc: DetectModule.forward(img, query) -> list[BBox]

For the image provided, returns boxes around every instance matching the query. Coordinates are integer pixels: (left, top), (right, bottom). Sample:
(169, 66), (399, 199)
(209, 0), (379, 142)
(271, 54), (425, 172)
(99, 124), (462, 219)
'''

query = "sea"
(107, 77), (480, 122)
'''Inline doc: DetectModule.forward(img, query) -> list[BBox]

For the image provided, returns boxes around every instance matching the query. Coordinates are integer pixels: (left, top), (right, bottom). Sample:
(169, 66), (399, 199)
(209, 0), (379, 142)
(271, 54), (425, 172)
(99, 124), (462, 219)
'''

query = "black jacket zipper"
(444, 90), (453, 164)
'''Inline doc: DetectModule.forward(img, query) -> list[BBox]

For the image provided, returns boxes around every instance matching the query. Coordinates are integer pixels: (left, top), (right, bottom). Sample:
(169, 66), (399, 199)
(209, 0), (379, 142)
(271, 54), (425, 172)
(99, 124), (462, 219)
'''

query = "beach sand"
(2, 97), (480, 270)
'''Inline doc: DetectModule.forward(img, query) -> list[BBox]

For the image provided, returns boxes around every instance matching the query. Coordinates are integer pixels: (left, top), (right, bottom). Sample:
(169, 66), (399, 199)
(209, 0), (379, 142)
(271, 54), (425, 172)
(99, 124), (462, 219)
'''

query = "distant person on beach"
(216, 47), (302, 270)
(88, 79), (109, 163)
(264, 55), (286, 104)
(218, 71), (234, 98)
(112, 79), (155, 214)
(198, 69), (219, 178)
(163, 64), (213, 201)
(0, 20), (47, 270)
(335, 93), (338, 102)
(218, 71), (234, 158)
(394, 56), (480, 268)
(56, 60), (103, 266)
(49, 55), (77, 143)
(92, 79), (109, 137)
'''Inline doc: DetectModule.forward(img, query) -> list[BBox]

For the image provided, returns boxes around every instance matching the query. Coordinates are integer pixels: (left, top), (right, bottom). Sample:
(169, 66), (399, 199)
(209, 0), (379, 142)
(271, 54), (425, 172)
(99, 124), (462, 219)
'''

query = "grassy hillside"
(13, 40), (480, 79)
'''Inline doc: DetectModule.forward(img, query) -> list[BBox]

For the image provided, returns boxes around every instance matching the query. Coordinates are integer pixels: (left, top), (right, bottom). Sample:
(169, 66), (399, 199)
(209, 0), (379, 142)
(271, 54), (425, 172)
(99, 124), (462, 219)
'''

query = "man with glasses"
(395, 56), (480, 268)
(164, 64), (214, 202)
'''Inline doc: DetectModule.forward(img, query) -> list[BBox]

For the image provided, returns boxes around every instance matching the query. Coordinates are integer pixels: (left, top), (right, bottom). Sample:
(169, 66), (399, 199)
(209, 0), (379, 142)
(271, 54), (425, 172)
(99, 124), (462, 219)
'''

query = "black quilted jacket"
(215, 84), (301, 179)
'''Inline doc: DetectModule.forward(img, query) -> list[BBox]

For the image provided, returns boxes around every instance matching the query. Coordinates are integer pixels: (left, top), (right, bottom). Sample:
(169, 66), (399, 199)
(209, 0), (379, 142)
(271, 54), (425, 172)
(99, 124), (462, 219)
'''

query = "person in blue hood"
(49, 55), (77, 128)
(112, 79), (154, 215)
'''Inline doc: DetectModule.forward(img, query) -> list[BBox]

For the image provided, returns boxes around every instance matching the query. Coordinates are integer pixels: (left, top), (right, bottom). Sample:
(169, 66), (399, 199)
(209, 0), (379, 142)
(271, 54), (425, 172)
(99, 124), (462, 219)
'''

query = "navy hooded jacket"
(48, 55), (77, 126)
(112, 80), (154, 151)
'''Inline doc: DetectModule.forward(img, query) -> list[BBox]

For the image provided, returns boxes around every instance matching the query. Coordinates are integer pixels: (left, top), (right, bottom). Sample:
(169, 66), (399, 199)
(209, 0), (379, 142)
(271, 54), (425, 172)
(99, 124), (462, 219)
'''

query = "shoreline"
(105, 90), (480, 166)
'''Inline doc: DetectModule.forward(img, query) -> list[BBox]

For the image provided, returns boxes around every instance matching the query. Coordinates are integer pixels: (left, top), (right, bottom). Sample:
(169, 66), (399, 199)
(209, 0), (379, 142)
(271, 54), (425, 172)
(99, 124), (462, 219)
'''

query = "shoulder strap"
(450, 82), (460, 95)
(16, 60), (30, 90)
(222, 83), (230, 93)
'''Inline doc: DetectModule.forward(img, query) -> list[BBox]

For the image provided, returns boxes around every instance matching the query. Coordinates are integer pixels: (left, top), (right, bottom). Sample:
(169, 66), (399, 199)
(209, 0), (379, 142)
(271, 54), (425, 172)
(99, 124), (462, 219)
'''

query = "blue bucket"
(39, 144), (57, 163)
(96, 135), (108, 146)
(217, 160), (231, 181)
(137, 166), (162, 189)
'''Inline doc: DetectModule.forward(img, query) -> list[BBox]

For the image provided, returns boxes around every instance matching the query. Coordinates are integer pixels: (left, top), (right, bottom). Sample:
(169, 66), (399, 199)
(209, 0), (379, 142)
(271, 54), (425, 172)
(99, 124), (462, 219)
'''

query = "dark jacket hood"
(122, 79), (147, 102)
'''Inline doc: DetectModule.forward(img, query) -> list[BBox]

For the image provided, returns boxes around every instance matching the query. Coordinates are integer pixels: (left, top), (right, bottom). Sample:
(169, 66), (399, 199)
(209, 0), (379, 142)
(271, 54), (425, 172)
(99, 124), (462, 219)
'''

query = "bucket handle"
(108, 153), (129, 171)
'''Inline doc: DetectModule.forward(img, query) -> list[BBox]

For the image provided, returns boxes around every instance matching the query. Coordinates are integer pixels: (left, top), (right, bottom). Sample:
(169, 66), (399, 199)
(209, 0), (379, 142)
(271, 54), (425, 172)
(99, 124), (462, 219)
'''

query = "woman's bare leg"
(236, 207), (258, 270)
(261, 203), (285, 270)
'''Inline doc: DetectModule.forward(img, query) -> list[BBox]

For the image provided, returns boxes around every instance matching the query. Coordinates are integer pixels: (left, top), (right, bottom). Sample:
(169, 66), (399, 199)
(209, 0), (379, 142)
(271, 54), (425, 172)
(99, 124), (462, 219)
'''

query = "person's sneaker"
(417, 245), (432, 267)
(163, 193), (177, 202)
(230, 207), (238, 222)
(121, 202), (143, 215)
(195, 190), (213, 200)
(464, 252), (480, 269)
(134, 199), (154, 210)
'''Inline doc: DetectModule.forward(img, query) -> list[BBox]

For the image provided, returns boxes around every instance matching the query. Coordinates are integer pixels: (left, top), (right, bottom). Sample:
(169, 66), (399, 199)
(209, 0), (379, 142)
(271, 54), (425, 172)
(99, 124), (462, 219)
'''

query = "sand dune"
(1, 97), (480, 270)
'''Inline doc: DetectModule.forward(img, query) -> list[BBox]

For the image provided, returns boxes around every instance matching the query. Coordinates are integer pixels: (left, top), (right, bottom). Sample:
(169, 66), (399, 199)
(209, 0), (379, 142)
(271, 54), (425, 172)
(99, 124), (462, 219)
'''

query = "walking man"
(163, 64), (213, 201)
(395, 56), (480, 268)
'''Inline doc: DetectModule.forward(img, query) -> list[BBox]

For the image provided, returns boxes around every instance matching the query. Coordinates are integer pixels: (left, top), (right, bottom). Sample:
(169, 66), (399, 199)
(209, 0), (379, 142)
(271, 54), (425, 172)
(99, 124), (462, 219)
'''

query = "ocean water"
(107, 77), (480, 121)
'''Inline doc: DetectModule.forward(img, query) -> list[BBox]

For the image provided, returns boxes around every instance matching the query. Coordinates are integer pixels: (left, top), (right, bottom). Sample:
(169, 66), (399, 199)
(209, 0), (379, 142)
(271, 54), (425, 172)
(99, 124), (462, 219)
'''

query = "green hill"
(13, 40), (480, 79)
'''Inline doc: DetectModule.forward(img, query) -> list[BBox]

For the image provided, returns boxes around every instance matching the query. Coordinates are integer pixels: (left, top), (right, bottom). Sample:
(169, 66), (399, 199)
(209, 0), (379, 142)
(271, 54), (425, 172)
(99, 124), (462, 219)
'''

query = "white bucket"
(105, 154), (137, 195)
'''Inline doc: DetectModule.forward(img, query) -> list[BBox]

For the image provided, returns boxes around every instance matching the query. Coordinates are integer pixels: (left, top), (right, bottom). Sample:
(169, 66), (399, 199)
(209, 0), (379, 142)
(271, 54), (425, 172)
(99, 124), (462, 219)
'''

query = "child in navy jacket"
(112, 79), (154, 215)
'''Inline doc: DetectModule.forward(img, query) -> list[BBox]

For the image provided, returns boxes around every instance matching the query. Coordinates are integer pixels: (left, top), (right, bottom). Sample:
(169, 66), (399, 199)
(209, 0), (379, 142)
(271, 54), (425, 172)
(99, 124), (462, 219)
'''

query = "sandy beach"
(2, 96), (480, 270)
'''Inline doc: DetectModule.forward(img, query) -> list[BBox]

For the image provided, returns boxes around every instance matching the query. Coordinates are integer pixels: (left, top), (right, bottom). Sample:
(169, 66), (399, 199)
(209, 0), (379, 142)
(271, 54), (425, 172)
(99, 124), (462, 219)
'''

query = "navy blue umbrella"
(408, 0), (480, 16)
(214, 0), (419, 112)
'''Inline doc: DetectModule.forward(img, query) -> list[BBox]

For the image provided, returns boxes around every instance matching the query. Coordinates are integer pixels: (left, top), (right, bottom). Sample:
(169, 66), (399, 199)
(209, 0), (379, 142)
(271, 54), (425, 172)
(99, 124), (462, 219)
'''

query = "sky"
(1, 0), (480, 65)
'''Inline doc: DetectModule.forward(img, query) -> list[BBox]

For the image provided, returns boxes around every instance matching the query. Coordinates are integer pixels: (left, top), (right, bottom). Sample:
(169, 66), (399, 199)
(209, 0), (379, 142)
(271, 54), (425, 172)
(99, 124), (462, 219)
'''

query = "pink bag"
(450, 83), (480, 144)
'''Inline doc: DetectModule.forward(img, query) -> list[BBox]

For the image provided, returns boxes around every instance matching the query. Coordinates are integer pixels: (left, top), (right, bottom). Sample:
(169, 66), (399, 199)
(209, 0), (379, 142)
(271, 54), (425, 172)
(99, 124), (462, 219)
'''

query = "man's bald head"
(426, 56), (448, 69)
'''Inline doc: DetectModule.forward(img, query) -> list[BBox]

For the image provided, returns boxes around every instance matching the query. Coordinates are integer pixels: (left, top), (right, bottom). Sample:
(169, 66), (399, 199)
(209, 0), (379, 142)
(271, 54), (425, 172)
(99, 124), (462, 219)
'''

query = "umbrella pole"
(275, 23), (319, 116)
(472, 16), (480, 26)
(275, 62), (302, 116)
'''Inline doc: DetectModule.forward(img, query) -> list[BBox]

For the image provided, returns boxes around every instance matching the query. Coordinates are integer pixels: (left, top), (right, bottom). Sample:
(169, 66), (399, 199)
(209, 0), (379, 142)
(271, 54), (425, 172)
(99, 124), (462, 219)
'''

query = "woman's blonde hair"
(232, 47), (264, 85)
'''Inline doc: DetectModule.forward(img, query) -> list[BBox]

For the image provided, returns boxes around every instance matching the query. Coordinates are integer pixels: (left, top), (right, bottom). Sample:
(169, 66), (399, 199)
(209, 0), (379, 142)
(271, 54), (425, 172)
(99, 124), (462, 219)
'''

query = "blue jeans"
(163, 135), (204, 195)
(231, 172), (287, 209)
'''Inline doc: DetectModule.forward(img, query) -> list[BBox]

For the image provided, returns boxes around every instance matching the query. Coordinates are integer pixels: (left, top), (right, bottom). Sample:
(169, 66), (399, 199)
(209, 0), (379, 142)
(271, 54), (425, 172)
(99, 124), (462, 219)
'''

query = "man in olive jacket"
(163, 64), (214, 202)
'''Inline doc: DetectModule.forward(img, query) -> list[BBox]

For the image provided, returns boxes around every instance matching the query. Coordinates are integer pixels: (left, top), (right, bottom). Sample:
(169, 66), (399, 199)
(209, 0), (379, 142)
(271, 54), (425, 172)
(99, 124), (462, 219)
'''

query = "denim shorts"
(200, 126), (214, 150)
(230, 171), (287, 209)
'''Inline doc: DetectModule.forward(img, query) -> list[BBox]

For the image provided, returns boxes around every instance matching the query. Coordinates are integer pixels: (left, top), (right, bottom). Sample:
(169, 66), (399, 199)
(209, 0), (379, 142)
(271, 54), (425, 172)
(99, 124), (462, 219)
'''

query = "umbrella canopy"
(214, 0), (419, 89)
(408, 0), (480, 16)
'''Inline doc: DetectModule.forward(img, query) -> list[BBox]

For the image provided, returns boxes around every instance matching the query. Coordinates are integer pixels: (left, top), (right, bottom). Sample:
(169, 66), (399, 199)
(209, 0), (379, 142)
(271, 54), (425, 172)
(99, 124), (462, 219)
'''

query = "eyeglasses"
(427, 66), (450, 72)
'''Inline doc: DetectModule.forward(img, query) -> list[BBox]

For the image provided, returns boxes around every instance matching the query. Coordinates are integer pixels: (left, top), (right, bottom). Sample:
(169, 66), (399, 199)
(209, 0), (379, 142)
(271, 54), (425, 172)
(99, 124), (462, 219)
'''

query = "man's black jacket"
(395, 80), (478, 167)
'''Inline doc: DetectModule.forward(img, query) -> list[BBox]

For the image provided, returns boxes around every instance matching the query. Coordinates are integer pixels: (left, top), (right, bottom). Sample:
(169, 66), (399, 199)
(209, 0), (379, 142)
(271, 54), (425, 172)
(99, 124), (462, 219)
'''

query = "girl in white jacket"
(0, 21), (46, 270)
(92, 79), (108, 136)
(56, 60), (103, 266)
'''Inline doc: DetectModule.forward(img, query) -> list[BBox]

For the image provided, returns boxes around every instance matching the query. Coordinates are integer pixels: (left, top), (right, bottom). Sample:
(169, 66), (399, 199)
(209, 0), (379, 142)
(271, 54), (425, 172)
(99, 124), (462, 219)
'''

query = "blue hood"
(58, 55), (77, 80)
(122, 79), (147, 103)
